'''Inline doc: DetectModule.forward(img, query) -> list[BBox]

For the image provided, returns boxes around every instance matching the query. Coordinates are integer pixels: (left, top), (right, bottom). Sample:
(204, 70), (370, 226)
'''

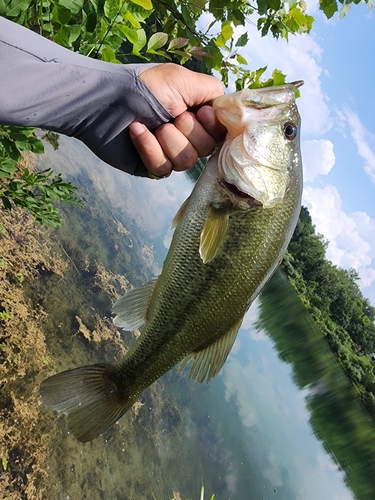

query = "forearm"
(0, 17), (173, 176)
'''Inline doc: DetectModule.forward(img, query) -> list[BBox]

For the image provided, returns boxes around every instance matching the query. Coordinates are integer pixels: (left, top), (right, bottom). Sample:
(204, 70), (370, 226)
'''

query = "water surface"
(26, 136), (375, 499)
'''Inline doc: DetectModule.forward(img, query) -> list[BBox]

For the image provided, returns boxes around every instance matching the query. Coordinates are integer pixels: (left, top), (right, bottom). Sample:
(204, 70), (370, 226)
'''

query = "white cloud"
(337, 106), (375, 186)
(200, 10), (332, 136)
(303, 185), (375, 293)
(302, 139), (335, 181)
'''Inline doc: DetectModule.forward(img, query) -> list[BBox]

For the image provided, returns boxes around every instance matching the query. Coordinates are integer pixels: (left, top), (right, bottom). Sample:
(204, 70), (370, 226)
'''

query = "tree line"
(281, 206), (375, 418)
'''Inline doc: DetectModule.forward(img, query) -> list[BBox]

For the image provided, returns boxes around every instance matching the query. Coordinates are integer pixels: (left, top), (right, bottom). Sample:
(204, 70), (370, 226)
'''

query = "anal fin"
(199, 206), (229, 264)
(112, 278), (157, 331)
(180, 316), (243, 383)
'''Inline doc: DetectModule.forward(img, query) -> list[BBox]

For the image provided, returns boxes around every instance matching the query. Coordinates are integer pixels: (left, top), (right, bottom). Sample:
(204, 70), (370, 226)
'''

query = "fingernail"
(129, 122), (146, 137)
(197, 106), (216, 128)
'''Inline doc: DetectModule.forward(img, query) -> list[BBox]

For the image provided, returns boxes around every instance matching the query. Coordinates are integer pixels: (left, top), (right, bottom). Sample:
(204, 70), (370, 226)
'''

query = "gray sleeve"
(0, 17), (174, 176)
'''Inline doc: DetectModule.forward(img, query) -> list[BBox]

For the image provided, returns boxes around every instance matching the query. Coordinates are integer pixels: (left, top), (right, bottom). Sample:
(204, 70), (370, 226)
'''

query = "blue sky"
(228, 1), (375, 305)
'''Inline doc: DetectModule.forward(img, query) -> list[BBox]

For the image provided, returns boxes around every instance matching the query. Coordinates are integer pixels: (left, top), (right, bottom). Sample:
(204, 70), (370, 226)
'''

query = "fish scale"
(40, 83), (303, 441)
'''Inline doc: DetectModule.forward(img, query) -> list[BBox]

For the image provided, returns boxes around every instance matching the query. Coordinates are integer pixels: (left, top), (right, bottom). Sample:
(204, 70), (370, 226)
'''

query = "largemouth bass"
(40, 82), (303, 442)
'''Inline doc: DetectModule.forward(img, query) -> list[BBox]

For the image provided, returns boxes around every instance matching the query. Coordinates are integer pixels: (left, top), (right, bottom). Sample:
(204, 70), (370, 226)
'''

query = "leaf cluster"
(0, 126), (82, 227)
(1, 0), (372, 227)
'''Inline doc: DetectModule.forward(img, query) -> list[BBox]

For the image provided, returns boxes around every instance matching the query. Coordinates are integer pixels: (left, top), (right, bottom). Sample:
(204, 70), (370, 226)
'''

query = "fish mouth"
(224, 181), (257, 202)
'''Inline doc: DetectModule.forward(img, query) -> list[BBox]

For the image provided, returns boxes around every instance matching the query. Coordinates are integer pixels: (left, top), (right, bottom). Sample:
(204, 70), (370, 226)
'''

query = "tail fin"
(40, 364), (135, 442)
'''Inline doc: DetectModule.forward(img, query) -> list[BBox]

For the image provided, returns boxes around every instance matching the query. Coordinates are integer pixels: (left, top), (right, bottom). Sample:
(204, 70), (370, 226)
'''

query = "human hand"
(129, 63), (227, 179)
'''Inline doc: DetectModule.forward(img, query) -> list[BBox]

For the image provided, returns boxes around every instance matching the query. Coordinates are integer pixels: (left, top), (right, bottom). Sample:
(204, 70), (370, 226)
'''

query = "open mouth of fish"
(224, 181), (257, 202)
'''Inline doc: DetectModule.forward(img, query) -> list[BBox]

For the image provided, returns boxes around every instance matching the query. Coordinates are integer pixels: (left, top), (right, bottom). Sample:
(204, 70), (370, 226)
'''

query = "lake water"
(23, 136), (375, 499)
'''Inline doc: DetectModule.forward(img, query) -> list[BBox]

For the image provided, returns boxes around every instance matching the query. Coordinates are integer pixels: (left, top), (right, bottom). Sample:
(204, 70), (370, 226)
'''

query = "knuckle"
(173, 147), (198, 171)
(198, 137), (216, 157)
(174, 111), (196, 132)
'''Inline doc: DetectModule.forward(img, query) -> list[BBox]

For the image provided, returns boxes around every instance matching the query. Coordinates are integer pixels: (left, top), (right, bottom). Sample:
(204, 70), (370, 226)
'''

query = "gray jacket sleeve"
(0, 17), (174, 176)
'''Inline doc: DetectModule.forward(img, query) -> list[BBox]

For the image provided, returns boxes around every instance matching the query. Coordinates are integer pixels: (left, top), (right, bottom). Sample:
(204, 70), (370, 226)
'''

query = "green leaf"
(271, 68), (286, 86)
(236, 54), (248, 65)
(235, 32), (248, 47)
(1, 140), (20, 162)
(52, 4), (72, 25)
(85, 11), (97, 32)
(59, 0), (84, 16)
(101, 46), (116, 61)
(1, 196), (12, 210)
(319, 0), (338, 18)
(55, 25), (71, 47)
(147, 32), (168, 51)
(123, 10), (141, 29)
(0, 0), (6, 15)
(267, 0), (281, 10)
(130, 0), (153, 10)
(0, 162), (17, 173)
(5, 0), (33, 17)
(27, 136), (45, 155)
(167, 37), (189, 50)
(284, 7), (314, 34)
(104, 0), (118, 19)
(256, 0), (268, 15)
(115, 23), (139, 44)
(221, 20), (233, 41)
(181, 3), (194, 28)
(68, 24), (82, 44)
(146, 49), (171, 59)
(189, 0), (205, 14)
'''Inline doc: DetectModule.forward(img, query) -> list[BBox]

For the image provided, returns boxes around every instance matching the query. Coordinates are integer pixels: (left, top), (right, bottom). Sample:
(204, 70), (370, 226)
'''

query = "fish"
(40, 82), (303, 442)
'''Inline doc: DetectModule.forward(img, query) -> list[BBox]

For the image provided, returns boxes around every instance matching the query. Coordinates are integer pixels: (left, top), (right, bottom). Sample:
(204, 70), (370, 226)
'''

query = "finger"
(138, 64), (225, 117)
(173, 111), (216, 157)
(154, 123), (198, 172)
(196, 105), (227, 143)
(129, 122), (172, 177)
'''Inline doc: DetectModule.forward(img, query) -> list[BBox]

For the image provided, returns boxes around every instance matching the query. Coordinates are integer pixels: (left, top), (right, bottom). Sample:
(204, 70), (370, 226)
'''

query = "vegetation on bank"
(280, 206), (375, 420)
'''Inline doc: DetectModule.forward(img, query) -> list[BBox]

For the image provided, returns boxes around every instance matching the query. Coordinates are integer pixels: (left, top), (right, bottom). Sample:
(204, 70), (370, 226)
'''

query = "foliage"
(0, 125), (82, 226)
(1, 0), (372, 226)
(281, 205), (375, 420)
(2, 0), (372, 80)
(0, 127), (82, 226)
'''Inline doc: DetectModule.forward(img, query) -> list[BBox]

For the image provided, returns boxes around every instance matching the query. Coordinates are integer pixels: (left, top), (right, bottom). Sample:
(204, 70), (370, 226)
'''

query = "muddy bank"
(0, 154), (188, 500)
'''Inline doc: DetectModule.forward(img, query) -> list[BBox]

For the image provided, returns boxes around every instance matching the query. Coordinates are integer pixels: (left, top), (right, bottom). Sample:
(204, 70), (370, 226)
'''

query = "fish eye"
(283, 122), (298, 140)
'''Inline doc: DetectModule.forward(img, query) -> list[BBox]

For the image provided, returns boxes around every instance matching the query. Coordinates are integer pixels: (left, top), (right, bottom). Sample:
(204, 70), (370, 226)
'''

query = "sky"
(204, 2), (375, 305)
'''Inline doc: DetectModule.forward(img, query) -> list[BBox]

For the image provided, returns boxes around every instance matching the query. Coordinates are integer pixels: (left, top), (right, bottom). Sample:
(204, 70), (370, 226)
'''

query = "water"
(4, 135), (375, 499)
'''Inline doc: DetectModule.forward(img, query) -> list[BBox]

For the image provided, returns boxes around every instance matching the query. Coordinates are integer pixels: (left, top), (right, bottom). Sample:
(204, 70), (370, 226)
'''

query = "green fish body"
(41, 83), (303, 442)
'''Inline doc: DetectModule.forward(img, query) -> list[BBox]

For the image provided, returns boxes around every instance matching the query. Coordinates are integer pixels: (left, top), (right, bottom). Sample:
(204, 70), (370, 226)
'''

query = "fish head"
(213, 83), (303, 208)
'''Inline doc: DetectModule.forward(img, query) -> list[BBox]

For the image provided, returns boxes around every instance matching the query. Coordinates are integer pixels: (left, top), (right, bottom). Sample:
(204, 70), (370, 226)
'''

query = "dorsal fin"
(199, 206), (229, 264)
(171, 196), (190, 229)
(112, 278), (157, 331)
(179, 317), (243, 383)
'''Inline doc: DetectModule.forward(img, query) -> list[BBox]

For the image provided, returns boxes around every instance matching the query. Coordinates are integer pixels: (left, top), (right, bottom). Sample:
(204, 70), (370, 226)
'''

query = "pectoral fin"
(199, 206), (229, 264)
(112, 278), (157, 331)
(171, 196), (190, 229)
(180, 317), (243, 383)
